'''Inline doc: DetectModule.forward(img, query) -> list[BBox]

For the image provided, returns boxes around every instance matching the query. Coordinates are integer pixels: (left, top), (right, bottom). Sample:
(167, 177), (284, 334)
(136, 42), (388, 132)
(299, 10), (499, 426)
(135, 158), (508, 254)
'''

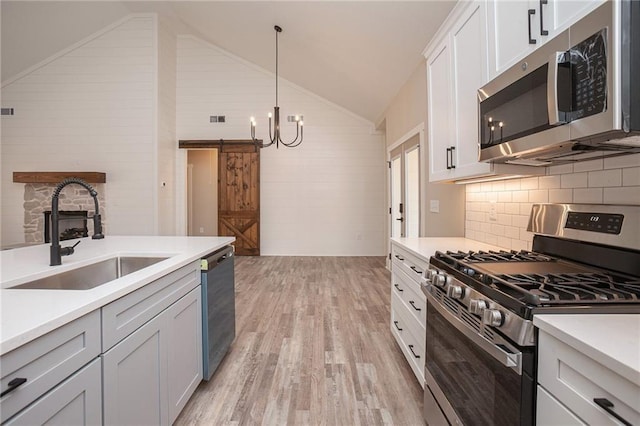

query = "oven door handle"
(426, 291), (523, 375)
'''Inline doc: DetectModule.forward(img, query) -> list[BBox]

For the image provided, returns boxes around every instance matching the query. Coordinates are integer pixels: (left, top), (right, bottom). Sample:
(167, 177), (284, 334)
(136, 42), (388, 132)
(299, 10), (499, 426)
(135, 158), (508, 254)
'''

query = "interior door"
(390, 136), (420, 239)
(218, 143), (260, 256)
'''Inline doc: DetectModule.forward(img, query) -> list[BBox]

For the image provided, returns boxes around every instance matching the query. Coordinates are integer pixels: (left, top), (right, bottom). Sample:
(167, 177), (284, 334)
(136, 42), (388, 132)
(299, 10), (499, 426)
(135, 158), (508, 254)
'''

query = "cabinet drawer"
(538, 331), (640, 426)
(102, 260), (200, 351)
(391, 246), (428, 285)
(536, 385), (584, 426)
(5, 358), (102, 426)
(391, 293), (425, 386)
(0, 311), (100, 423)
(391, 268), (426, 327)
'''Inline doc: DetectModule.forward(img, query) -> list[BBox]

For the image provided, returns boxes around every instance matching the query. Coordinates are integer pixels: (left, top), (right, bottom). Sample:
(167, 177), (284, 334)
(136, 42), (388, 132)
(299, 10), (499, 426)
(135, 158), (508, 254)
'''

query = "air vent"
(209, 115), (226, 123)
(483, 328), (495, 342)
(461, 310), (481, 332)
(1, 108), (15, 116)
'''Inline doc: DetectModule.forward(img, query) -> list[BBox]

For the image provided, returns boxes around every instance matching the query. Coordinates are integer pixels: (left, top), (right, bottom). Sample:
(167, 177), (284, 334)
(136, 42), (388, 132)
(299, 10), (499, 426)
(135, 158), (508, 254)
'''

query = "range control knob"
(469, 299), (489, 315)
(431, 273), (450, 288)
(483, 309), (505, 327)
(446, 285), (464, 299)
(424, 269), (438, 281)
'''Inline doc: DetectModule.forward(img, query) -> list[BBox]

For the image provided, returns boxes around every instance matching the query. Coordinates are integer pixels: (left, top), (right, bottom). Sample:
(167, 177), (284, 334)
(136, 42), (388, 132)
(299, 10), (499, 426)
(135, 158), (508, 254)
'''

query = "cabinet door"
(5, 358), (102, 426)
(451, 0), (492, 178)
(536, 385), (585, 425)
(547, 0), (605, 36)
(427, 38), (454, 181)
(167, 287), (203, 424)
(102, 313), (169, 426)
(487, 0), (539, 80)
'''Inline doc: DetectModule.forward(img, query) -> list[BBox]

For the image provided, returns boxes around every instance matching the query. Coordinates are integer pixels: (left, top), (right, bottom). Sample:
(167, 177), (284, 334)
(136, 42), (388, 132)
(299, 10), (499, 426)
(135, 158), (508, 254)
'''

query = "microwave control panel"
(569, 29), (607, 121)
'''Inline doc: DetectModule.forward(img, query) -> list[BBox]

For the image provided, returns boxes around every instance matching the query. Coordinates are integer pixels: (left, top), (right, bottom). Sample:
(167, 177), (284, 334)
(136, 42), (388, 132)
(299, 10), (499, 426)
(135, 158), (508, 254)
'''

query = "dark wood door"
(218, 144), (260, 256)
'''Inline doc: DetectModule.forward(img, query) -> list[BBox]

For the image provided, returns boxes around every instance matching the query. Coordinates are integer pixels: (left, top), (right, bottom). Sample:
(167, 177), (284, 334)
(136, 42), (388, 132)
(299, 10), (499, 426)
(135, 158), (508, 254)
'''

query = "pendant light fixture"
(250, 25), (303, 148)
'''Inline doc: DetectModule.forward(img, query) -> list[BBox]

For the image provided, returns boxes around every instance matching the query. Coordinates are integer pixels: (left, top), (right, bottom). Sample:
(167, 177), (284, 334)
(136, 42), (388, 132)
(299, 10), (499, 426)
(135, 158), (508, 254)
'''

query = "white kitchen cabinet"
(536, 385), (584, 426)
(537, 329), (640, 426)
(167, 287), (203, 424)
(5, 358), (102, 426)
(487, 0), (605, 80)
(0, 311), (101, 423)
(102, 261), (203, 426)
(390, 242), (429, 386)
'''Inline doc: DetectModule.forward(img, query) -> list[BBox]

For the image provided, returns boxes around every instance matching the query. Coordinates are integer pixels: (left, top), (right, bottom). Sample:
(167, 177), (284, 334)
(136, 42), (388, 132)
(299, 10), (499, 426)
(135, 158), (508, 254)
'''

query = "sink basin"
(11, 256), (169, 290)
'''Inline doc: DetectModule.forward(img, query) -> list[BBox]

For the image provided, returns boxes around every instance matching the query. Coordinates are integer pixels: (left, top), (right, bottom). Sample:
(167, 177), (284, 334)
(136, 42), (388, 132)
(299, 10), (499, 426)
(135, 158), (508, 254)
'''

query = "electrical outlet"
(489, 202), (497, 221)
(199, 227), (205, 234)
(429, 200), (440, 213)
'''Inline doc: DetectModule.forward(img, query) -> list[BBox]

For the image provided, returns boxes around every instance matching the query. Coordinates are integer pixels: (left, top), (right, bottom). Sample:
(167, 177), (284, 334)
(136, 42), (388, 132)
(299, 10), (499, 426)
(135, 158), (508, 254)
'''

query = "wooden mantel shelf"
(13, 172), (106, 184)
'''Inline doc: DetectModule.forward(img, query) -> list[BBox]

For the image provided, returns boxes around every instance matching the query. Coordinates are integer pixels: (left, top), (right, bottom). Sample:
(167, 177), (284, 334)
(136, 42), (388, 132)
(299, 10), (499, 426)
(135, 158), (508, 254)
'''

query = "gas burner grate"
(489, 272), (640, 305)
(439, 250), (553, 264)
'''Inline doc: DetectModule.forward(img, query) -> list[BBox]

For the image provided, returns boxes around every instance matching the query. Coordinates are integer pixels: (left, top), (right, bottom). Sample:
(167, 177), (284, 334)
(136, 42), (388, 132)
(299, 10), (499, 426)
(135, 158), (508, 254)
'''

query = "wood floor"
(175, 256), (424, 425)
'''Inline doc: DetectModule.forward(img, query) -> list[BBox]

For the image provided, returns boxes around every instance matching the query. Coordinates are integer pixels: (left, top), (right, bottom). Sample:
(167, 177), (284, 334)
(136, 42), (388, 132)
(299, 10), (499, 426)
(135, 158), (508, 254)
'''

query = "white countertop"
(0, 236), (234, 355)
(390, 237), (504, 261)
(534, 314), (640, 387)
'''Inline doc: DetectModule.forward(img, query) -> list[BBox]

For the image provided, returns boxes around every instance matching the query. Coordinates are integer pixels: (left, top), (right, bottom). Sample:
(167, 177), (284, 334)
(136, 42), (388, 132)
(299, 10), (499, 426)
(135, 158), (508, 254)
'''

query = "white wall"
(465, 154), (640, 250)
(1, 15), (158, 245)
(176, 36), (386, 256)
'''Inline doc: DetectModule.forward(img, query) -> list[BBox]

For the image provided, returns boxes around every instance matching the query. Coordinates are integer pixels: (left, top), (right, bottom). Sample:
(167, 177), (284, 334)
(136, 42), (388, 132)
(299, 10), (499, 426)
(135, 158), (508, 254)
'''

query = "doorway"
(182, 140), (261, 256)
(389, 134), (420, 239)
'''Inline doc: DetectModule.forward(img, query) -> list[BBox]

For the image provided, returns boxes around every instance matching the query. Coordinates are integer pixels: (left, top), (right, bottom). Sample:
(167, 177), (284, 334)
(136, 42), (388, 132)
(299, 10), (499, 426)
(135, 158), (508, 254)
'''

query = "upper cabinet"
(487, 0), (606, 80)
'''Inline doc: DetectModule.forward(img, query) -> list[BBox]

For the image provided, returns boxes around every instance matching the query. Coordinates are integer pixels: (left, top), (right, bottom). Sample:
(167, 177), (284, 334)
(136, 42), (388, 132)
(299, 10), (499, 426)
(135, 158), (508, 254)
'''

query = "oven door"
(424, 292), (535, 426)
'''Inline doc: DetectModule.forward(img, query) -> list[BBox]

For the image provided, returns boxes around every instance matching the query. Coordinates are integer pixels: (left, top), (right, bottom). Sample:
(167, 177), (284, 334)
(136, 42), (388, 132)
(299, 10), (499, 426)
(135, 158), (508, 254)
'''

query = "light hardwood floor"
(175, 256), (424, 425)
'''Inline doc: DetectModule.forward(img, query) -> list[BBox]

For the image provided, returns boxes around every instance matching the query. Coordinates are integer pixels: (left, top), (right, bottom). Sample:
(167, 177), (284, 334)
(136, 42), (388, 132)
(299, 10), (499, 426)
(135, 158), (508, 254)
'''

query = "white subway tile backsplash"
(512, 190), (529, 202)
(497, 213), (511, 226)
(520, 177), (539, 190)
(588, 169), (621, 188)
(573, 188), (603, 203)
(520, 203), (533, 216)
(498, 191), (512, 202)
(492, 180), (505, 192)
(573, 158), (603, 172)
(604, 153), (640, 169)
(491, 224), (505, 236)
(497, 236), (512, 250)
(505, 226), (519, 239)
(548, 164), (573, 175)
(504, 179), (521, 191)
(505, 203), (520, 214)
(512, 215), (529, 229)
(623, 167), (640, 186)
(528, 190), (549, 203)
(539, 175), (560, 189)
(548, 188), (573, 203)
(561, 172), (588, 188)
(603, 186), (640, 204)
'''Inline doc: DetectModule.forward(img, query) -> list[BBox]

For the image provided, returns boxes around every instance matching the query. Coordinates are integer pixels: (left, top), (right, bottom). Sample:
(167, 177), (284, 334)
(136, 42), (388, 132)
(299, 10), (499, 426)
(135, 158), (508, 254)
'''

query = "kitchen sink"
(11, 256), (169, 290)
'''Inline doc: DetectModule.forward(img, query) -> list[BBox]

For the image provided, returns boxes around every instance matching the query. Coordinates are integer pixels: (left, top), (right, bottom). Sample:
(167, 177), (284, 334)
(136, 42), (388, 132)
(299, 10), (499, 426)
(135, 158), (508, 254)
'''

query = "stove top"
(433, 249), (640, 308)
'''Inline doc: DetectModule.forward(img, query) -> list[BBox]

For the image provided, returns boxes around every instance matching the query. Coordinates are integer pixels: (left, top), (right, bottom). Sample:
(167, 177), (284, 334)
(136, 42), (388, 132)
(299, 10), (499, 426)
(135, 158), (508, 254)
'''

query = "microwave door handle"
(547, 51), (568, 126)
(426, 291), (523, 375)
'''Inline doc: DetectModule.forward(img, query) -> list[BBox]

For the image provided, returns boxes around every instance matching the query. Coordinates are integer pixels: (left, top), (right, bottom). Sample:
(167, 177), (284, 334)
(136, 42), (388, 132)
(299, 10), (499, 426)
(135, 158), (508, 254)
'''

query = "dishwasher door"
(201, 245), (235, 380)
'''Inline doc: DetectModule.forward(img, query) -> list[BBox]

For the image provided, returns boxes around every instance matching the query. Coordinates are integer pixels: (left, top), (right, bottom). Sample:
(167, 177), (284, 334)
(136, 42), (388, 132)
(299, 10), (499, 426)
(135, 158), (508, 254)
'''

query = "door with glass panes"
(390, 136), (420, 238)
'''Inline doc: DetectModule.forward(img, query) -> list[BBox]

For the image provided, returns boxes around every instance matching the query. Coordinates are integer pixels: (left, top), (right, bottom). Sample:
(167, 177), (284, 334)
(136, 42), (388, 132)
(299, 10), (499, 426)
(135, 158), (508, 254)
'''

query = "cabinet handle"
(410, 265), (422, 275)
(394, 254), (404, 261)
(1, 378), (27, 397)
(446, 147), (452, 170)
(409, 300), (422, 312)
(593, 398), (632, 426)
(393, 321), (403, 331)
(528, 9), (537, 44)
(394, 283), (404, 292)
(408, 344), (421, 359)
(539, 0), (549, 36)
(450, 146), (456, 169)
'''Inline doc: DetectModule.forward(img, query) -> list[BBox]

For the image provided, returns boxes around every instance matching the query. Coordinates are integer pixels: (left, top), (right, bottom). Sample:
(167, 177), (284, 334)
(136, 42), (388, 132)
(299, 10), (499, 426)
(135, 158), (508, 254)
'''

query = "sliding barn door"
(218, 144), (260, 256)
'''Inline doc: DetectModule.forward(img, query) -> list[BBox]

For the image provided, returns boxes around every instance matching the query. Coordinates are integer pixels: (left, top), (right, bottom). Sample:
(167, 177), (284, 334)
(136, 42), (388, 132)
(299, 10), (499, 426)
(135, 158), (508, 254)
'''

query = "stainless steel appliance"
(201, 245), (235, 380)
(422, 204), (640, 425)
(478, 1), (640, 166)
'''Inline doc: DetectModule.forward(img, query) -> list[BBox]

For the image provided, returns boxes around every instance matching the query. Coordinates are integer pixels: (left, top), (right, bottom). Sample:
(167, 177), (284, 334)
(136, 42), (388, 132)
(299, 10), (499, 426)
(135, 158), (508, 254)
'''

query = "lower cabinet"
(102, 286), (202, 426)
(5, 358), (102, 426)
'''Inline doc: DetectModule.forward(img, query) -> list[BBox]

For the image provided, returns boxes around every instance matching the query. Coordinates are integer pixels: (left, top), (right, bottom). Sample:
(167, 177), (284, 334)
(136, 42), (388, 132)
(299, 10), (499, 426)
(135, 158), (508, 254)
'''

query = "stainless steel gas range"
(421, 204), (640, 426)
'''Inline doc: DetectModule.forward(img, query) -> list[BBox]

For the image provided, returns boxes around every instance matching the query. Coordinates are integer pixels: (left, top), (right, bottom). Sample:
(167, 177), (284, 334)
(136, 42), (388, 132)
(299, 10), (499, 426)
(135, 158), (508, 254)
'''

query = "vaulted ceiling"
(1, 1), (457, 123)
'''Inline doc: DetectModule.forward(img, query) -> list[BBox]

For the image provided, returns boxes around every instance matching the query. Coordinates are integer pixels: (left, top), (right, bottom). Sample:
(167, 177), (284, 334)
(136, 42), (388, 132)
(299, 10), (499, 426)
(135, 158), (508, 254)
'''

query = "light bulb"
(299, 121), (304, 126)
(499, 122), (503, 127)
(268, 112), (273, 118)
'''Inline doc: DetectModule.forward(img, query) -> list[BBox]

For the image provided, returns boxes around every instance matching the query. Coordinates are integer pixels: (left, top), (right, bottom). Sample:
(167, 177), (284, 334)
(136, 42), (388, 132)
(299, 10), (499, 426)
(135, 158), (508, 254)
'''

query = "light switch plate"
(430, 200), (440, 213)
(489, 202), (497, 221)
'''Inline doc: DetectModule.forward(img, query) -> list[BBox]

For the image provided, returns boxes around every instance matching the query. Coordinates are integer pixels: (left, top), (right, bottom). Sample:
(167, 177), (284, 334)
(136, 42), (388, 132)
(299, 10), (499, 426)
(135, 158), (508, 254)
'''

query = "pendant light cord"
(275, 26), (279, 108)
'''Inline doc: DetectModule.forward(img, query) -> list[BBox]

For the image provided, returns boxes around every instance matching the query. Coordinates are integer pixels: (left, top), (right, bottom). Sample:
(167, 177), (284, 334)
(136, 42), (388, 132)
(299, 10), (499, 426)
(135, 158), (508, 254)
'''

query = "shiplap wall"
(465, 154), (640, 250)
(1, 15), (158, 245)
(176, 36), (386, 255)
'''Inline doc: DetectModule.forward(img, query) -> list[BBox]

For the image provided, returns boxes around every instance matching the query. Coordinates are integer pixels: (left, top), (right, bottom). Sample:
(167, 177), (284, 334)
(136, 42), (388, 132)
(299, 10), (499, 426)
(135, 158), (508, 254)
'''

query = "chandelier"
(250, 25), (304, 148)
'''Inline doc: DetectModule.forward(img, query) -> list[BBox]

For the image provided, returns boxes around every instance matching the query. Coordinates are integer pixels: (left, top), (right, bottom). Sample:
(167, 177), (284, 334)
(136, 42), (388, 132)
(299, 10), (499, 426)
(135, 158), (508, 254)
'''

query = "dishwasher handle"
(202, 246), (234, 270)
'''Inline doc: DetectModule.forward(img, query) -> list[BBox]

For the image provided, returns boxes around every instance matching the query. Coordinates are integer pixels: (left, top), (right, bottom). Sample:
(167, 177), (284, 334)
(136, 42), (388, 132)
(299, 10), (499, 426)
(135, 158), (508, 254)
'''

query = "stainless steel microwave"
(478, 0), (640, 165)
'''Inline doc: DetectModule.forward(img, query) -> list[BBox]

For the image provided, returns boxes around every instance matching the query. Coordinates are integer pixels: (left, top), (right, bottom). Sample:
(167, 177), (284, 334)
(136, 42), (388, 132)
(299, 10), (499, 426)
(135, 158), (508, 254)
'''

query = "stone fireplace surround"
(13, 172), (106, 244)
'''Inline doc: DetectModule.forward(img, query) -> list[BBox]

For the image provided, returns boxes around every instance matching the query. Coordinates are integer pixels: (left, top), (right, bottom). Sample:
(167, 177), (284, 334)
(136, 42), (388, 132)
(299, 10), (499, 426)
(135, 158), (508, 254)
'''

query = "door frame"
(386, 123), (426, 266)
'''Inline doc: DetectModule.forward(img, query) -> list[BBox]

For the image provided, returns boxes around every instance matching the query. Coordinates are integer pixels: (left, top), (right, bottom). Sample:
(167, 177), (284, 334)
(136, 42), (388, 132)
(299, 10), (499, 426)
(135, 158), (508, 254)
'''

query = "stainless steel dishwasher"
(201, 245), (235, 380)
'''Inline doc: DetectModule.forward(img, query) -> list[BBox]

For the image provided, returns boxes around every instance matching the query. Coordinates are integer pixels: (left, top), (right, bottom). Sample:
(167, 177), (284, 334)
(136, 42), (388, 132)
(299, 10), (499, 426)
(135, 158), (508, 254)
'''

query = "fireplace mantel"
(13, 172), (106, 184)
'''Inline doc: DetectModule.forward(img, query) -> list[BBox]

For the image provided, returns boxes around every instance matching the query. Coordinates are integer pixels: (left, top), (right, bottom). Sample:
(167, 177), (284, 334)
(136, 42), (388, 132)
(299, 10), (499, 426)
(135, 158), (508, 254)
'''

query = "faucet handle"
(60, 240), (81, 256)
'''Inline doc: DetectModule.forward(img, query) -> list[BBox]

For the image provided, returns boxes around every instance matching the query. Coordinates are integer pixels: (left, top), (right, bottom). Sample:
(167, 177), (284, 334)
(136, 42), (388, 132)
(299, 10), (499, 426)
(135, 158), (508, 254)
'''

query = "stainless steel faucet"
(50, 178), (104, 266)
